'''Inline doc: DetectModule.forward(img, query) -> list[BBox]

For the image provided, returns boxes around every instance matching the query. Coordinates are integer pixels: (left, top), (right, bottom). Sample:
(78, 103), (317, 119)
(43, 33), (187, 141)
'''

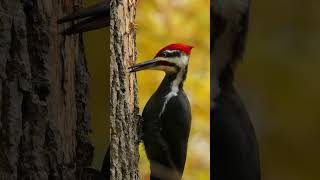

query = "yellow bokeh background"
(136, 0), (210, 179)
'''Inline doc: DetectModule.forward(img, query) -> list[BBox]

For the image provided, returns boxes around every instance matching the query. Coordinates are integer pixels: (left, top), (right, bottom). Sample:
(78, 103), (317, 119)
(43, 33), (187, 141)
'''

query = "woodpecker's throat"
(158, 65), (188, 117)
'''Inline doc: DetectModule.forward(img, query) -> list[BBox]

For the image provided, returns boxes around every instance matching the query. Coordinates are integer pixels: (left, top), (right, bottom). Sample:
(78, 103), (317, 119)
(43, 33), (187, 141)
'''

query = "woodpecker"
(212, 0), (261, 180)
(129, 43), (193, 180)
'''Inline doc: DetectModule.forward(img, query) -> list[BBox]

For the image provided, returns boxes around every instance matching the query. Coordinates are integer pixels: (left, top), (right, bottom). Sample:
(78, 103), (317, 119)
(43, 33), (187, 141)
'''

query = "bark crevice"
(0, 0), (93, 179)
(110, 0), (140, 179)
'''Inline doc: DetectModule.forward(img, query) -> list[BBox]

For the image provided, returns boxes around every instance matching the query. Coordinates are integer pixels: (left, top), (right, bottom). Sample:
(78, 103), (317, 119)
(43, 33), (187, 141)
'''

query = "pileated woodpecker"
(58, 1), (109, 180)
(129, 43), (193, 180)
(212, 0), (261, 180)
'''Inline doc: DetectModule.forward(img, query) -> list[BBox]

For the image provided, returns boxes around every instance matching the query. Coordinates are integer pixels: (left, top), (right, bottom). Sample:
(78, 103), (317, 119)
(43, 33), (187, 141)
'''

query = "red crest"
(155, 43), (194, 58)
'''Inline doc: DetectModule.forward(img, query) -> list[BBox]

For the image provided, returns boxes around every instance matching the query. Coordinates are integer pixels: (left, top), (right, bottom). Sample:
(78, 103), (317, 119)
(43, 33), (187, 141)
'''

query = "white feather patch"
(159, 55), (189, 117)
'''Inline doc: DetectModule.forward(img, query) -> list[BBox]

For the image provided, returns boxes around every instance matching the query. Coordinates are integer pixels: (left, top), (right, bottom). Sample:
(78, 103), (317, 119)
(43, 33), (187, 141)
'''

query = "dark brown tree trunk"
(0, 0), (93, 179)
(110, 0), (140, 179)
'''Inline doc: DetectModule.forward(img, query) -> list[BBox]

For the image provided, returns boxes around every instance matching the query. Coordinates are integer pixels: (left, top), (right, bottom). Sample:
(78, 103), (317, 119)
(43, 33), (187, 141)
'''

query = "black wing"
(161, 91), (192, 174)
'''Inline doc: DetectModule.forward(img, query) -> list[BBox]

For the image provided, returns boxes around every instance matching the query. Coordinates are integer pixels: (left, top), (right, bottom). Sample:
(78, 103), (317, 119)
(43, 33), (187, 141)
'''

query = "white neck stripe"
(159, 68), (186, 117)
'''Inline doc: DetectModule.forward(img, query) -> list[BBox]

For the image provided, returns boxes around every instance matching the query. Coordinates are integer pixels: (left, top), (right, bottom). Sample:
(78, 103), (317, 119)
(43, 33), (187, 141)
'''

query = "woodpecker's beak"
(128, 59), (159, 73)
(58, 1), (109, 35)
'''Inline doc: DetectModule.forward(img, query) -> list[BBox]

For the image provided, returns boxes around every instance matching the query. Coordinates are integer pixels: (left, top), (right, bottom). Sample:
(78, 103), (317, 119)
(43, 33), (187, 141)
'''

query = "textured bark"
(110, 0), (140, 179)
(0, 0), (93, 179)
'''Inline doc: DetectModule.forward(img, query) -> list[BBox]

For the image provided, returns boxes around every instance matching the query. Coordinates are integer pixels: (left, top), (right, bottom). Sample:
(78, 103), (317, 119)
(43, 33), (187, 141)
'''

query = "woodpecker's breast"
(142, 88), (191, 126)
(160, 90), (191, 127)
(159, 85), (180, 117)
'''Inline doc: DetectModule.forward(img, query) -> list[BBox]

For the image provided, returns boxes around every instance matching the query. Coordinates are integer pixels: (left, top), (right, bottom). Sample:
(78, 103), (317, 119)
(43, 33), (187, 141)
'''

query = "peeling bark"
(110, 0), (140, 179)
(0, 0), (92, 179)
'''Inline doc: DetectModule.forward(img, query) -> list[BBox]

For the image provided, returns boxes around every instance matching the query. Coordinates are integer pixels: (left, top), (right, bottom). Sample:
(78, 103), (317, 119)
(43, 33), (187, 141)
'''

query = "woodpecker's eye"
(160, 50), (181, 58)
(161, 51), (168, 57)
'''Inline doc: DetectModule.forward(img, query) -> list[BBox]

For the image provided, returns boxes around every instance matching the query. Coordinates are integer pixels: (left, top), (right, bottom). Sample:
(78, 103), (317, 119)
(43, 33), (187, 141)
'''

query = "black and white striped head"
(129, 43), (193, 74)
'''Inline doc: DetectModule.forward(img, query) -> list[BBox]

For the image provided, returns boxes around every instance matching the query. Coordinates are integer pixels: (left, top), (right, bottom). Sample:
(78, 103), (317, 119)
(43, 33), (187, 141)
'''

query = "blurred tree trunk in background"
(0, 0), (93, 179)
(110, 0), (140, 179)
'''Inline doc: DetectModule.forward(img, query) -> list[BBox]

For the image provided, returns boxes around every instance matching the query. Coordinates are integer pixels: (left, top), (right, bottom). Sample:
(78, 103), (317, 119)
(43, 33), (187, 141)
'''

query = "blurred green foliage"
(136, 0), (210, 179)
(236, 1), (320, 179)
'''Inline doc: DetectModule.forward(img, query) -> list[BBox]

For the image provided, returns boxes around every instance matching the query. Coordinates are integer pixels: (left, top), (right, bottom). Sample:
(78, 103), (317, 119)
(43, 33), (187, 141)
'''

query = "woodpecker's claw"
(58, 1), (109, 35)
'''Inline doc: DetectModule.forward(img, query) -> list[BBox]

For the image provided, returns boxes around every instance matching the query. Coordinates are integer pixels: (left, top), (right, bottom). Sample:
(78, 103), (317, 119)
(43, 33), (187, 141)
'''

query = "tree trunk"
(0, 0), (93, 179)
(110, 0), (140, 179)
